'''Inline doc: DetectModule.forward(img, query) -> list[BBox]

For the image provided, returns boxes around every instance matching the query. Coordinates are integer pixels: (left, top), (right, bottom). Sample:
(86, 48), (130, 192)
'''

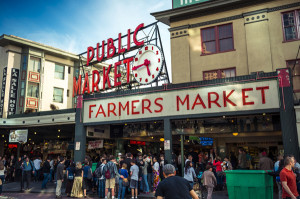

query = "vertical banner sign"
(0, 67), (7, 118)
(8, 68), (19, 116)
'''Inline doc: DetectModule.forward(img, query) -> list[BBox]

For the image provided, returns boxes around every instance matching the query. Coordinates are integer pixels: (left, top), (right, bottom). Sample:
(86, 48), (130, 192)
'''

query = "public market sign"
(173, 0), (210, 9)
(83, 80), (279, 123)
(74, 23), (164, 96)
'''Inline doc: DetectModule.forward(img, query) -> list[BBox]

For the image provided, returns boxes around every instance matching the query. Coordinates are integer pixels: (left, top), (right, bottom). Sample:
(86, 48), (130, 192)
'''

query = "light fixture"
(2, 135), (4, 138)
(125, 123), (127, 126)
(57, 135), (60, 138)
(29, 138), (31, 141)
(232, 132), (239, 136)
(34, 132), (37, 135)
(58, 129), (61, 132)
(151, 137), (154, 139)
(4, 140), (6, 143)
(263, 113), (266, 116)
(160, 138), (164, 142)
(223, 116), (226, 118)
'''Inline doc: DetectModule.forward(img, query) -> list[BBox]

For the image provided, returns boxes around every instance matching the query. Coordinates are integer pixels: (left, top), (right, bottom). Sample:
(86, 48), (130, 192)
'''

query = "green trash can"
(225, 170), (273, 199)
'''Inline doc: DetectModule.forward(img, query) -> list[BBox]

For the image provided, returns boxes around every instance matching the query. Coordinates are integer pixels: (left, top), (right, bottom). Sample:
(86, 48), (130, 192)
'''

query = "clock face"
(132, 44), (163, 84)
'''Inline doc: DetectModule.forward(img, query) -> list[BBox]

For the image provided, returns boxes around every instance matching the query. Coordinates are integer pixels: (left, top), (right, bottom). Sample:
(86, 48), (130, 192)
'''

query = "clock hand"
(132, 59), (150, 71)
(145, 65), (151, 76)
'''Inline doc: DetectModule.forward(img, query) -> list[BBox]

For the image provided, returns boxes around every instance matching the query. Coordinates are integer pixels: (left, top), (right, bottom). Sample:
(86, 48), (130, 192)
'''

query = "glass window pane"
(283, 12), (295, 27)
(29, 57), (41, 72)
(53, 88), (63, 103)
(219, 38), (234, 52)
(285, 27), (297, 40)
(203, 41), (216, 53)
(27, 83), (39, 98)
(219, 24), (232, 39)
(202, 28), (215, 42)
(55, 64), (64, 80)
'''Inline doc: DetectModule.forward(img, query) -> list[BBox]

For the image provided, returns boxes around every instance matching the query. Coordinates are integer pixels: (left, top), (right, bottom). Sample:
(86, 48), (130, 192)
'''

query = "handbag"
(122, 178), (129, 186)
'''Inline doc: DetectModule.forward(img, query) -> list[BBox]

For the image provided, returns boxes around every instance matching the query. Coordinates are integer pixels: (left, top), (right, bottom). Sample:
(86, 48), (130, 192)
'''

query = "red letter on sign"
(119, 101), (129, 116)
(108, 103), (117, 117)
(96, 105), (106, 118)
(133, 23), (144, 46)
(142, 99), (152, 114)
(123, 57), (133, 83)
(208, 92), (221, 108)
(242, 88), (254, 105)
(89, 104), (96, 118)
(92, 70), (100, 93)
(256, 86), (269, 104)
(223, 90), (237, 107)
(132, 100), (140, 115)
(107, 38), (116, 59)
(127, 29), (131, 51)
(73, 75), (82, 97)
(177, 95), (190, 111)
(154, 97), (163, 113)
(87, 46), (94, 66)
(82, 72), (90, 94)
(96, 41), (105, 62)
(192, 94), (206, 109)
(103, 65), (112, 90)
(118, 33), (126, 54)
(114, 61), (122, 87)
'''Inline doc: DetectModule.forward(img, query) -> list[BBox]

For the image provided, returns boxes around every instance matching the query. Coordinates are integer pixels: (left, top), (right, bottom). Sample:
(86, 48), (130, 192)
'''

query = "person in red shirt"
(280, 156), (300, 199)
(213, 157), (223, 191)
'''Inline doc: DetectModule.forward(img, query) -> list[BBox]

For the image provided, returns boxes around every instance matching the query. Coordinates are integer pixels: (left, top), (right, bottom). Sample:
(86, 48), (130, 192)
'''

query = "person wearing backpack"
(21, 157), (35, 190)
(65, 162), (75, 197)
(83, 160), (92, 198)
(103, 156), (124, 199)
(95, 158), (106, 198)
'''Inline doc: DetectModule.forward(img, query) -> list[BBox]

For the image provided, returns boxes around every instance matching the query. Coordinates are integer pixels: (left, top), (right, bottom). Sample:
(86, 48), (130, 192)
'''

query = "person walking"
(118, 163), (129, 199)
(259, 152), (274, 170)
(130, 160), (139, 199)
(41, 157), (51, 189)
(83, 160), (92, 198)
(71, 162), (83, 198)
(280, 156), (300, 199)
(21, 157), (35, 190)
(55, 157), (65, 198)
(201, 165), (217, 199)
(155, 164), (199, 199)
(142, 155), (150, 194)
(33, 157), (42, 182)
(184, 161), (197, 188)
(238, 148), (247, 169)
(14, 157), (22, 182)
(65, 162), (75, 197)
(213, 156), (224, 191)
(95, 158), (106, 198)
(0, 161), (6, 195)
(103, 156), (123, 199)
(152, 157), (160, 193)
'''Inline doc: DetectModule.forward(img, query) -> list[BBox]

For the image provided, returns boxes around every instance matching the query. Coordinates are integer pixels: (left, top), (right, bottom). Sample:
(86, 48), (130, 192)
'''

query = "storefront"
(74, 69), (300, 164)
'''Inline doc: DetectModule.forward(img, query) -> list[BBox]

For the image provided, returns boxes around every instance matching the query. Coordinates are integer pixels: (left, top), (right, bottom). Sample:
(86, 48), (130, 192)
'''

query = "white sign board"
(164, 140), (170, 150)
(88, 140), (104, 149)
(84, 80), (280, 123)
(9, 129), (28, 143)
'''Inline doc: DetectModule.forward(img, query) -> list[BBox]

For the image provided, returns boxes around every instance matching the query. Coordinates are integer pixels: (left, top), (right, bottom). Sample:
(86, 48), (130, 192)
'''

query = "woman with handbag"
(152, 157), (160, 193)
(65, 162), (75, 197)
(118, 163), (129, 199)
(71, 162), (83, 198)
(0, 161), (5, 195)
(184, 161), (197, 188)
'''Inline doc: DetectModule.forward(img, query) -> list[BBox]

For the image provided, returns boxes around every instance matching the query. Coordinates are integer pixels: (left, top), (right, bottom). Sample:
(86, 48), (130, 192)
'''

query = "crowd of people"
(1, 148), (300, 199)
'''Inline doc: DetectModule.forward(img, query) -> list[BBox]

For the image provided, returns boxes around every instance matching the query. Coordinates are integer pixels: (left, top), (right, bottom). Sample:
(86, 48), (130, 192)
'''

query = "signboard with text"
(0, 67), (7, 117)
(9, 129), (28, 143)
(84, 80), (280, 124)
(88, 140), (104, 149)
(173, 0), (210, 9)
(8, 68), (19, 116)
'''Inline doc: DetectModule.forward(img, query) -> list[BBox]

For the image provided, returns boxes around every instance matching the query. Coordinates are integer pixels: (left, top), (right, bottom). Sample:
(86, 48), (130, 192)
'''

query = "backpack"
(68, 168), (74, 180)
(95, 165), (103, 178)
(104, 164), (111, 179)
(85, 166), (92, 180)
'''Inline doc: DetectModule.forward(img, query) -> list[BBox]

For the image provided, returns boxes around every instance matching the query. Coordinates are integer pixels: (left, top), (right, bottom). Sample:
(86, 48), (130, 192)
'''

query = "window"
(55, 64), (65, 80)
(53, 87), (64, 103)
(201, 24), (234, 54)
(28, 57), (41, 72)
(27, 82), (39, 98)
(287, 60), (300, 92)
(203, 68), (236, 80)
(282, 10), (300, 41)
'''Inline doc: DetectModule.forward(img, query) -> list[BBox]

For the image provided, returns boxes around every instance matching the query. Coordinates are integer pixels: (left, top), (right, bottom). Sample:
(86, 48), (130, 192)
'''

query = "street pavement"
(1, 181), (279, 199)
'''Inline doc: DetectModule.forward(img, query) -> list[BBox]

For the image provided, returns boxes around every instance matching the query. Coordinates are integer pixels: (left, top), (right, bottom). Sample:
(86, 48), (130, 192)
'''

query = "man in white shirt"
(33, 157), (42, 182)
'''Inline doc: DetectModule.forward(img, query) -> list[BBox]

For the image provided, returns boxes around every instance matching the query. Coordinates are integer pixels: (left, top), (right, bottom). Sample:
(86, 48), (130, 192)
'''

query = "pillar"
(74, 108), (86, 162)
(278, 68), (300, 160)
(164, 118), (172, 164)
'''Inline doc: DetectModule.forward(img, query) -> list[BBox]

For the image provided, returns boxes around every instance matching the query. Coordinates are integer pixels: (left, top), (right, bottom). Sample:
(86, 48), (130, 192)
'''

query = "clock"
(132, 44), (163, 84)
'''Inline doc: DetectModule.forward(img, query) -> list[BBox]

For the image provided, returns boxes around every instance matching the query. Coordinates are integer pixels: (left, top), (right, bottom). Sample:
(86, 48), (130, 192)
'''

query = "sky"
(0, 0), (172, 79)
